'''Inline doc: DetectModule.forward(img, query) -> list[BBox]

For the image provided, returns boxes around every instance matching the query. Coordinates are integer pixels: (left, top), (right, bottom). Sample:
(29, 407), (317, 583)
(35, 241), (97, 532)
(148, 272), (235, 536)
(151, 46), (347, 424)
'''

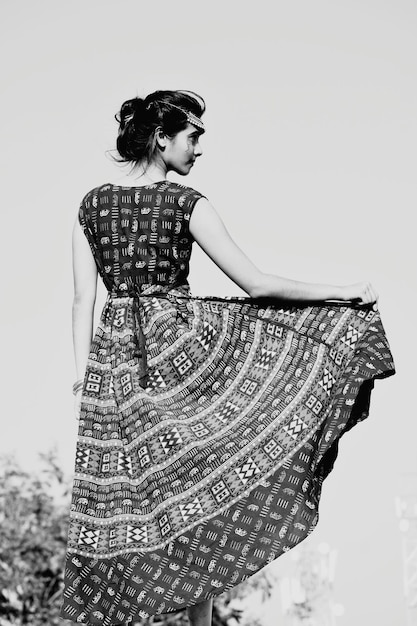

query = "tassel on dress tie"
(131, 296), (149, 389)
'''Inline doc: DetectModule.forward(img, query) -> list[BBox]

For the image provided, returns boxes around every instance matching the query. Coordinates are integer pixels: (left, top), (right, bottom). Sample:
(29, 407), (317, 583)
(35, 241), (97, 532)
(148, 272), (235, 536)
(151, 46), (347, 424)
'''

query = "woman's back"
(79, 181), (205, 295)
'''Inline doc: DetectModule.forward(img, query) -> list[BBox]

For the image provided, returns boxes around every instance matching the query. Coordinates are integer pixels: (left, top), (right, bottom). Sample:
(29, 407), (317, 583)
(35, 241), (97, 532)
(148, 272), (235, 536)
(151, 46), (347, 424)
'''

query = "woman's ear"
(155, 126), (167, 151)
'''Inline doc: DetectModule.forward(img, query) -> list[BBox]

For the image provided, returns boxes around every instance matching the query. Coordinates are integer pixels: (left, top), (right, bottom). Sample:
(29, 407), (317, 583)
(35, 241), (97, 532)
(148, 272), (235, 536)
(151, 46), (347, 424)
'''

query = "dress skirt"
(60, 284), (394, 625)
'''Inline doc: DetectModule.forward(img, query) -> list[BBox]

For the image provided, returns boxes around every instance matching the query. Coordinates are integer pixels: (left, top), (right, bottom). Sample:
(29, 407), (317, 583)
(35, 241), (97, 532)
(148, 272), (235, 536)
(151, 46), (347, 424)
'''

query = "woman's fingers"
(369, 284), (379, 308)
(360, 282), (378, 307)
(347, 281), (378, 307)
(367, 282), (378, 303)
(364, 283), (372, 303)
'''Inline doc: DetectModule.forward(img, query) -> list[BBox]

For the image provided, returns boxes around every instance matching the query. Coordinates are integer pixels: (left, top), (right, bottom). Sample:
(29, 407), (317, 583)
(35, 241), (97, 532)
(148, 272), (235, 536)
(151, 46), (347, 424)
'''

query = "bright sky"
(1, 1), (416, 624)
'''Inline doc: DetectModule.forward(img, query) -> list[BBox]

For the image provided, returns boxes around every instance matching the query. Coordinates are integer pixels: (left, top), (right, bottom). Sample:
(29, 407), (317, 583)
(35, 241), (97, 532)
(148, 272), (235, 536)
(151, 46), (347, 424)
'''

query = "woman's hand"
(340, 281), (379, 308)
(74, 389), (82, 420)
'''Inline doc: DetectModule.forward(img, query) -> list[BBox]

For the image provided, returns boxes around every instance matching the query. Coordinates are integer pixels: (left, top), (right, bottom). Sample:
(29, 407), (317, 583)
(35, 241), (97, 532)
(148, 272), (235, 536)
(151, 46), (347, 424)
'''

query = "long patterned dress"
(60, 180), (395, 625)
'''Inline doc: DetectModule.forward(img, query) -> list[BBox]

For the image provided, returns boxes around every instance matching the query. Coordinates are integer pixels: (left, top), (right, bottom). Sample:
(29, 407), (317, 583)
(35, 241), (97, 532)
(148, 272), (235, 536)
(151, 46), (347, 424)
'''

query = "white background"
(1, 1), (415, 624)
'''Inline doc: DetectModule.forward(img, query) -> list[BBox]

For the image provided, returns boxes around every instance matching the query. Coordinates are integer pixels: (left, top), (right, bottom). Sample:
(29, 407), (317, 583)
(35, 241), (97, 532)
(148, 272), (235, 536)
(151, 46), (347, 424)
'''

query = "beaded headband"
(123, 102), (205, 131)
(163, 102), (205, 131)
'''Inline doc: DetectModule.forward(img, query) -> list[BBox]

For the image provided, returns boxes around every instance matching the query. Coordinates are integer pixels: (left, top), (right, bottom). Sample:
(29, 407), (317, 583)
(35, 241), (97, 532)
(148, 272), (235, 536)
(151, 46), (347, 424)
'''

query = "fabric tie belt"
(131, 296), (151, 390)
(108, 285), (189, 390)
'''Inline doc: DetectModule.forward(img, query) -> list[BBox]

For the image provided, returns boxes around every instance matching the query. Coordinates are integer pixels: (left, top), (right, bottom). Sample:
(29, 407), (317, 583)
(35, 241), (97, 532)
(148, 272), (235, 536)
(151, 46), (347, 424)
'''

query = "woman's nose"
(194, 142), (203, 157)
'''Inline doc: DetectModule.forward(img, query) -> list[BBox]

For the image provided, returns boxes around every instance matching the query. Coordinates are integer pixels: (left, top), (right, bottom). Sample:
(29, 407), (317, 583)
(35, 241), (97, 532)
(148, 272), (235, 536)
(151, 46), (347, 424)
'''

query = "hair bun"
(132, 97), (146, 115)
(118, 98), (146, 128)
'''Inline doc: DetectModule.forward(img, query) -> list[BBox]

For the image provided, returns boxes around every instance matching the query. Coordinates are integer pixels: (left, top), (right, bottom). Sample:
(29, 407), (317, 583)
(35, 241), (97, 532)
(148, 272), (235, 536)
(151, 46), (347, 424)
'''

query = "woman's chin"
(174, 165), (192, 177)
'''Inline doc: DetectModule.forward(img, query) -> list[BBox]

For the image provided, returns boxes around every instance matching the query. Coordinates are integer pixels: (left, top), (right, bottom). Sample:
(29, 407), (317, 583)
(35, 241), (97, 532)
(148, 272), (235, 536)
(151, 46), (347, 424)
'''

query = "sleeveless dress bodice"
(79, 181), (205, 295)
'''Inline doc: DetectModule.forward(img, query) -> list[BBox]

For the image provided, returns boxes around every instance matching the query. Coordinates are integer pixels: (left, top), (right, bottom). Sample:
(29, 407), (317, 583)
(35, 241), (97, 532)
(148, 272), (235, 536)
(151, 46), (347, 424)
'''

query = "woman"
(62, 90), (394, 626)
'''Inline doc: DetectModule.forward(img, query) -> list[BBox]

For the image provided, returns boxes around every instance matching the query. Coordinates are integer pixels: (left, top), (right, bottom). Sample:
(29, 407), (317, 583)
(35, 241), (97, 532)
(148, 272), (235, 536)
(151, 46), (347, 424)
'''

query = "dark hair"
(112, 90), (205, 167)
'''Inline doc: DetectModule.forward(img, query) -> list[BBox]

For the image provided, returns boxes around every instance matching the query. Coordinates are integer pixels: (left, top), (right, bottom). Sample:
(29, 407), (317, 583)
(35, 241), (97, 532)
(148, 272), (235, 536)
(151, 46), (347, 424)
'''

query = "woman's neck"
(113, 162), (168, 186)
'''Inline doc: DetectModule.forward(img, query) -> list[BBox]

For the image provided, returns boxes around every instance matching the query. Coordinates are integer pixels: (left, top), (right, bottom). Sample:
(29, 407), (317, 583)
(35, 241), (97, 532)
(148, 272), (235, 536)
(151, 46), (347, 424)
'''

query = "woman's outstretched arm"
(72, 217), (98, 382)
(189, 198), (377, 305)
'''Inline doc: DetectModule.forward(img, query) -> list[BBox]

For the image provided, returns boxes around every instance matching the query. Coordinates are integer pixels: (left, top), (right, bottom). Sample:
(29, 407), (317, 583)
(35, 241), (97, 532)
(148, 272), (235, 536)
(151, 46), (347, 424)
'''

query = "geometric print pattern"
(159, 427), (183, 454)
(61, 181), (395, 625)
(234, 457), (261, 485)
(283, 415), (308, 439)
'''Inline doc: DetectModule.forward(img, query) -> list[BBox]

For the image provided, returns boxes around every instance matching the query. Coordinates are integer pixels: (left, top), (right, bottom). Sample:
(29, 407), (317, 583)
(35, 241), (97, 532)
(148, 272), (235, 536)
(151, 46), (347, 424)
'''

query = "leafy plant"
(0, 450), (69, 625)
(0, 452), (275, 626)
